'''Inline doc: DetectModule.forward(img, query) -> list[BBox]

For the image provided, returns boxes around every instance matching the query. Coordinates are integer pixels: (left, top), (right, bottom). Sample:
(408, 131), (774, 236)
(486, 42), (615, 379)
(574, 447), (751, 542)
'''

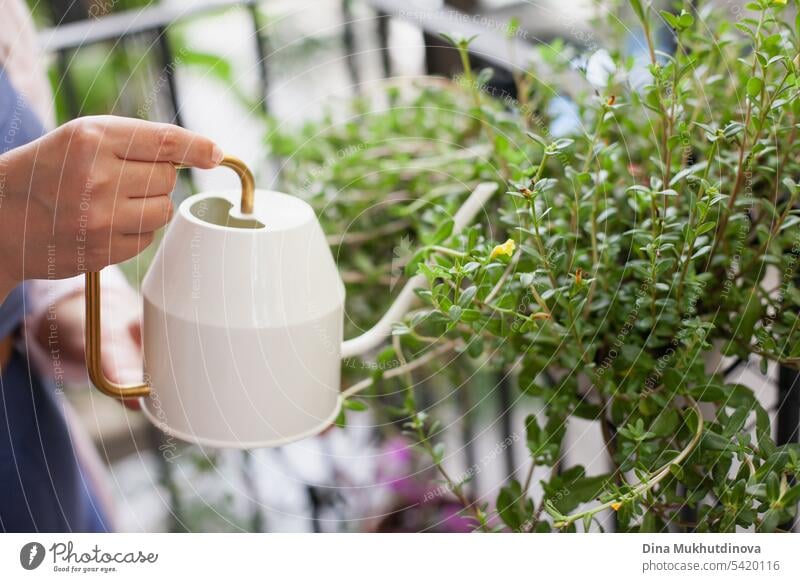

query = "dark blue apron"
(0, 68), (108, 532)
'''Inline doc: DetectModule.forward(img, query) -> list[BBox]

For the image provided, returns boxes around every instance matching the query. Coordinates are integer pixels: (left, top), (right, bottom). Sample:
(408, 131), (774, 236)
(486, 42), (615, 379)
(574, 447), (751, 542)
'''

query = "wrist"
(0, 214), (18, 303)
(0, 267), (17, 304)
(0, 155), (25, 302)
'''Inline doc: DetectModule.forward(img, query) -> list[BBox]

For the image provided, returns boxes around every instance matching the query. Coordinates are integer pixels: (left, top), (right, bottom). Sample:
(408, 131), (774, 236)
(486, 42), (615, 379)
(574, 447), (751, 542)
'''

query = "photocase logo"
(19, 542), (46, 570)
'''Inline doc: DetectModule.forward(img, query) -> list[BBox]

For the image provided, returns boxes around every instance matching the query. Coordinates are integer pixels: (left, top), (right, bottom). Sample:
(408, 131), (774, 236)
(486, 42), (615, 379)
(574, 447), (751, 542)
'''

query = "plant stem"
(392, 335), (490, 530)
(341, 341), (458, 398)
(676, 139), (717, 304)
(632, 1), (675, 197)
(457, 43), (510, 180)
(484, 250), (520, 304)
(326, 219), (410, 246)
(528, 193), (558, 290)
(429, 245), (467, 258)
(527, 283), (552, 317)
(662, 52), (680, 199)
(639, 9), (657, 68)
(582, 105), (610, 318)
(552, 397), (704, 530)
(706, 10), (767, 265)
(522, 456), (561, 532)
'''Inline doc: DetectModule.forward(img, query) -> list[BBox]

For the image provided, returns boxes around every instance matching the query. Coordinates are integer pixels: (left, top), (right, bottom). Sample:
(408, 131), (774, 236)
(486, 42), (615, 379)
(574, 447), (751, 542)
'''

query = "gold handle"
(220, 155), (256, 215)
(84, 154), (255, 400)
(85, 270), (150, 398)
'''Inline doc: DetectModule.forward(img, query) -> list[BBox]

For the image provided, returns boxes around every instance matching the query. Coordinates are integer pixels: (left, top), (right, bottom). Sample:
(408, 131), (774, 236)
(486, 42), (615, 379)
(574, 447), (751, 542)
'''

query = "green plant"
(267, 0), (800, 532)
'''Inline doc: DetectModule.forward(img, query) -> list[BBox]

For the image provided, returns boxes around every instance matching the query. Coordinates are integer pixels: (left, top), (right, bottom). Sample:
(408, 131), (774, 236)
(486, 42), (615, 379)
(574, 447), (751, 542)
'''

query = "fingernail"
(211, 145), (224, 165)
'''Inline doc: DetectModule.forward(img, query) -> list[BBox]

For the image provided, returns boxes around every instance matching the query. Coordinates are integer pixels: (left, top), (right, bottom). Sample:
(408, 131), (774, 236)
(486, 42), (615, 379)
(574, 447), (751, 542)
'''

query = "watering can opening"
(189, 197), (265, 230)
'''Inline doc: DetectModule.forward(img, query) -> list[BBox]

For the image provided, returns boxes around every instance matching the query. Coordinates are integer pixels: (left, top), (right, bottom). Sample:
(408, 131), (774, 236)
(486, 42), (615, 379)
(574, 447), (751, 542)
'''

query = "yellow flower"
(611, 502), (622, 511)
(490, 239), (516, 259)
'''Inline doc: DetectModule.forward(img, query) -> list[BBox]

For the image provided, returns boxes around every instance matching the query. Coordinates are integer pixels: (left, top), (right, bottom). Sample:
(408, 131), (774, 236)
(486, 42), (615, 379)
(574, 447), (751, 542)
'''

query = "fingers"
(102, 349), (144, 385)
(42, 116), (220, 275)
(117, 160), (178, 198)
(82, 232), (154, 271)
(127, 319), (142, 348)
(122, 398), (142, 411)
(101, 116), (224, 168)
(104, 232), (155, 266)
(115, 195), (173, 234)
(119, 321), (144, 410)
(100, 314), (145, 411)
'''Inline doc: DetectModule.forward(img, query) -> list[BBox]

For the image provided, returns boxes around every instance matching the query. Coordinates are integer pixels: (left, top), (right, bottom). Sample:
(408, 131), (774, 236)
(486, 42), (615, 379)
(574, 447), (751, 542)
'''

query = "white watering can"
(84, 156), (497, 448)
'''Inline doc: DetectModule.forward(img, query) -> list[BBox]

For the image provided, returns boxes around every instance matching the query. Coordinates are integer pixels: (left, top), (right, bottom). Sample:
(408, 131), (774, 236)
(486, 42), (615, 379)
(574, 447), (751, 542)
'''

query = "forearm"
(0, 146), (31, 296)
(0, 262), (18, 304)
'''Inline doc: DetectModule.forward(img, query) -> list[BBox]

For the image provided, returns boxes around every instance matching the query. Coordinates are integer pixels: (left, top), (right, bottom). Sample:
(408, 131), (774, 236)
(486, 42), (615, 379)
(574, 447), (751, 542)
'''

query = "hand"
(36, 289), (144, 409)
(0, 115), (222, 300)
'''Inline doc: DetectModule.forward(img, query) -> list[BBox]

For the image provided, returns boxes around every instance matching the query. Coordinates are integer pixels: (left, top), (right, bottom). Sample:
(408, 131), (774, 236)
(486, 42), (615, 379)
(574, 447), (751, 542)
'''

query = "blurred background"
(20, 0), (795, 532)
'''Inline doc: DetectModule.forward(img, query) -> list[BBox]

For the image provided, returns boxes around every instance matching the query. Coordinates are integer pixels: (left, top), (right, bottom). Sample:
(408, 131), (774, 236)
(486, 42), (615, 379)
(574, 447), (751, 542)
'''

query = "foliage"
(266, 0), (800, 533)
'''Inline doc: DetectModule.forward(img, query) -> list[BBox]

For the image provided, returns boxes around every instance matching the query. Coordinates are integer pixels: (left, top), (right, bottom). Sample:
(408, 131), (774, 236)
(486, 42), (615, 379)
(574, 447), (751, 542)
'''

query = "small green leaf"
(746, 77), (763, 98)
(583, 513), (593, 532)
(659, 10), (680, 29)
(691, 244), (712, 260)
(343, 398), (368, 411)
(765, 472), (780, 502)
(448, 305), (463, 321)
(429, 218), (454, 245)
(526, 131), (548, 148)
(432, 442), (446, 464)
(694, 221), (717, 236)
(459, 286), (478, 307)
(629, 0), (647, 22)
(678, 10), (694, 28)
(760, 509), (781, 533)
(496, 480), (531, 531)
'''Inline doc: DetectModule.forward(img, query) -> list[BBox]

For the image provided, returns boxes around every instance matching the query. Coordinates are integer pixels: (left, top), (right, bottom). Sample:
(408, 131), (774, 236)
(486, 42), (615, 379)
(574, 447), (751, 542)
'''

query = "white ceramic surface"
(135, 182), (497, 448)
(140, 189), (345, 448)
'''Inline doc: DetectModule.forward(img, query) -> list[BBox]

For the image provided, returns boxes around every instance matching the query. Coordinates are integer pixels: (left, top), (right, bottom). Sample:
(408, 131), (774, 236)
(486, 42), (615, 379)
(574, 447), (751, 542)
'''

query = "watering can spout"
(340, 181), (498, 360)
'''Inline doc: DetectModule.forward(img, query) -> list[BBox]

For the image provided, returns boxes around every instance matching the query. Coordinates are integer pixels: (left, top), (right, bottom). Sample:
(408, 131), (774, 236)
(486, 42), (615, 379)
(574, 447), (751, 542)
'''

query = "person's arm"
(0, 115), (223, 302)
(0, 270), (15, 305)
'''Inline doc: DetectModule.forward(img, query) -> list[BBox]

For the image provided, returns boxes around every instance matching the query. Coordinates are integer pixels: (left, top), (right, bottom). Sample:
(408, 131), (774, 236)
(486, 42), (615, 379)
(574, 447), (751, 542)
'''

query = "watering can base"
(139, 394), (343, 449)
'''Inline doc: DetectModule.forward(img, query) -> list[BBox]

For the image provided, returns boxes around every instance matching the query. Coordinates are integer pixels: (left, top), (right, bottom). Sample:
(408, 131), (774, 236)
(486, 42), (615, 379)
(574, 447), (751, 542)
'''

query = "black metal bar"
(44, 0), (87, 24)
(457, 383), (478, 496)
(341, 0), (361, 90)
(777, 366), (800, 445)
(41, 0), (250, 52)
(498, 374), (516, 480)
(153, 26), (195, 193)
(306, 486), (323, 533)
(376, 12), (391, 78)
(154, 26), (184, 128)
(777, 365), (799, 532)
(241, 450), (265, 532)
(55, 49), (81, 119)
(247, 1), (270, 115)
(147, 425), (187, 532)
(678, 485), (696, 533)
(722, 357), (744, 378)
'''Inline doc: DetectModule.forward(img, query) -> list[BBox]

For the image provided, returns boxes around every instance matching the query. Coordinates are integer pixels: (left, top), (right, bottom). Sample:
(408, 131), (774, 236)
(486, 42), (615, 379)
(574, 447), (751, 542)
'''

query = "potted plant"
(266, 0), (800, 532)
